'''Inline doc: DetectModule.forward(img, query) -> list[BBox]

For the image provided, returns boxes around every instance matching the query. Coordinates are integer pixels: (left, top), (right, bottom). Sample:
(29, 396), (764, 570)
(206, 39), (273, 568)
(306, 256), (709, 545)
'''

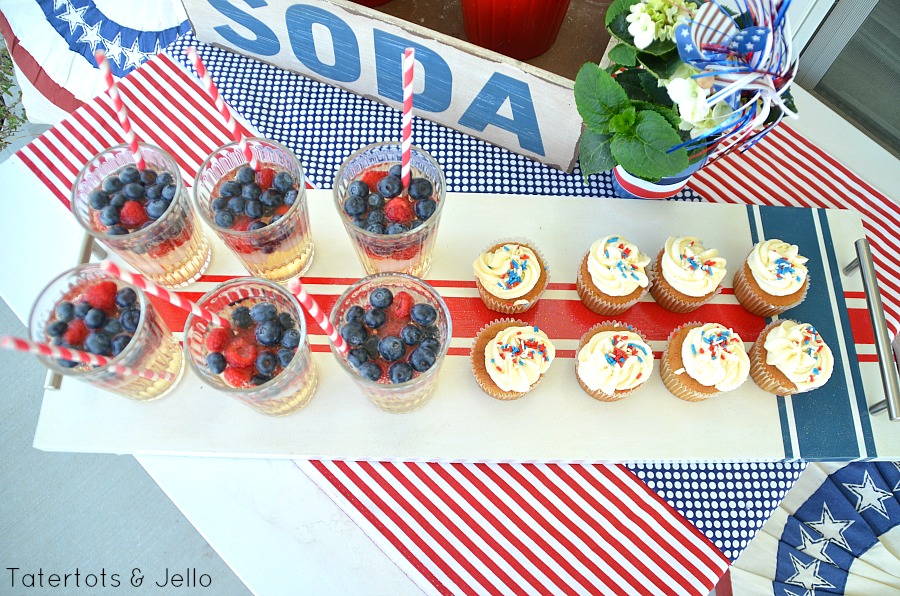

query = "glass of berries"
(193, 138), (314, 283)
(71, 143), (212, 288)
(333, 142), (446, 278)
(329, 273), (452, 413)
(28, 264), (185, 400)
(183, 278), (318, 416)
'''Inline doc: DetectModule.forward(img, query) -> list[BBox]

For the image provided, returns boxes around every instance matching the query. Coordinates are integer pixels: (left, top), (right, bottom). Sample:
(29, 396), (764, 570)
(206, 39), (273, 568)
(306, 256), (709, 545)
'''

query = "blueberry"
(241, 182), (262, 201)
(106, 225), (129, 235)
(57, 356), (80, 369)
(244, 199), (264, 220)
(211, 197), (229, 211)
(367, 193), (385, 210)
(273, 171), (294, 192)
(206, 352), (226, 374)
(408, 178), (433, 201)
(56, 302), (75, 322)
(227, 196), (246, 214)
(115, 287), (137, 308)
(388, 362), (414, 384)
(84, 308), (107, 329)
(109, 192), (127, 209)
(103, 318), (123, 335)
(146, 199), (169, 220)
(420, 325), (441, 341)
(348, 180), (369, 199)
(277, 313), (295, 330)
(369, 288), (393, 309)
(232, 306), (252, 328)
(111, 333), (132, 356)
(89, 190), (109, 209)
(256, 320), (283, 346)
(236, 166), (256, 184)
(347, 348), (368, 368)
(276, 348), (294, 368)
(256, 352), (278, 376)
(364, 308), (387, 329)
(260, 189), (283, 208)
(102, 176), (124, 193)
(366, 223), (385, 235)
(353, 361), (380, 382)
(251, 374), (273, 386)
(161, 184), (177, 201)
(410, 303), (437, 326)
(420, 337), (441, 355)
(339, 321), (368, 346)
(387, 223), (410, 235)
(415, 198), (437, 220)
(84, 331), (112, 356)
(342, 307), (364, 326)
(367, 210), (386, 225)
(343, 195), (367, 217)
(378, 336), (404, 361)
(409, 219), (424, 229)
(214, 209), (235, 228)
(220, 180), (242, 198)
(74, 302), (92, 319)
(123, 182), (145, 200)
(140, 169), (158, 185)
(363, 336), (380, 359)
(353, 218), (369, 229)
(157, 173), (174, 186)
(400, 325), (424, 346)
(145, 184), (163, 201)
(47, 320), (67, 337)
(248, 221), (266, 231)
(99, 205), (120, 226)
(389, 164), (402, 178)
(283, 189), (298, 207)
(281, 328), (301, 349)
(377, 174), (402, 199)
(118, 166), (140, 184)
(250, 302), (277, 322)
(120, 308), (141, 333)
(409, 346), (436, 372)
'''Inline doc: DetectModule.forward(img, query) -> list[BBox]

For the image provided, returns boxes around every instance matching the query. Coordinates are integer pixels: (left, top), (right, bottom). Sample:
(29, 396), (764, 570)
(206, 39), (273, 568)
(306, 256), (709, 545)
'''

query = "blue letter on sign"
(459, 73), (544, 156)
(373, 30), (451, 113)
(208, 0), (279, 56)
(285, 5), (360, 83)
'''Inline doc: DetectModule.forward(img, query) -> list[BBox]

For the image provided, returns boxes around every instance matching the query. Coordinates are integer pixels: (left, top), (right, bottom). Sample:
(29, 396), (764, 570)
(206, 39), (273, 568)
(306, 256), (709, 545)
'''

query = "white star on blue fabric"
(77, 20), (104, 54)
(796, 526), (836, 566)
(53, 0), (68, 11)
(103, 33), (125, 67)
(844, 470), (893, 518)
(122, 40), (148, 72)
(891, 462), (900, 492)
(57, 1), (87, 35)
(785, 555), (835, 591)
(805, 503), (854, 551)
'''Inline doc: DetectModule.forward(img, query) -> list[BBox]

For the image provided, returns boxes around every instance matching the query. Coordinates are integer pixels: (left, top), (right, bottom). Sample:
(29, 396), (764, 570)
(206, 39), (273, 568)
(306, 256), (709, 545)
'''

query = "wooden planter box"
(183, 0), (612, 172)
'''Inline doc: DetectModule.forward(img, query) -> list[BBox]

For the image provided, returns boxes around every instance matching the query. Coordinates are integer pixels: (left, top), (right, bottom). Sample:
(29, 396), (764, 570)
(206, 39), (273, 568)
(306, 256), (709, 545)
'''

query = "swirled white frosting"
(763, 320), (833, 391)
(474, 244), (541, 301)
(678, 323), (749, 391)
(660, 236), (727, 297)
(577, 330), (653, 395)
(587, 236), (651, 297)
(485, 325), (555, 393)
(747, 239), (809, 296)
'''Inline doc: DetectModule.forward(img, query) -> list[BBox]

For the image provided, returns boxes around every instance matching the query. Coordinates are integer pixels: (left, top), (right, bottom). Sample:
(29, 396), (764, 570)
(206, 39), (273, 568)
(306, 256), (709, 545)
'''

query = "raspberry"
(119, 201), (148, 228)
(233, 217), (253, 232)
(84, 281), (118, 310)
(62, 318), (89, 345)
(391, 291), (413, 319)
(146, 240), (174, 258)
(224, 336), (257, 368)
(223, 366), (254, 388)
(361, 169), (387, 190)
(274, 204), (290, 217)
(205, 327), (231, 352)
(384, 197), (414, 224)
(257, 168), (275, 190)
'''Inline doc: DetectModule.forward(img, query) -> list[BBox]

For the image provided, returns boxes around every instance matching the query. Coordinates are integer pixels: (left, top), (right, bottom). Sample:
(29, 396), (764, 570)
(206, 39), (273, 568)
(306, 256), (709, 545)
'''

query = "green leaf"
(610, 110), (689, 181)
(574, 63), (631, 134)
(636, 69), (673, 106)
(608, 43), (637, 67)
(605, 0), (634, 28)
(607, 10), (676, 56)
(632, 100), (680, 129)
(609, 108), (636, 134)
(637, 52), (683, 80)
(578, 129), (616, 178)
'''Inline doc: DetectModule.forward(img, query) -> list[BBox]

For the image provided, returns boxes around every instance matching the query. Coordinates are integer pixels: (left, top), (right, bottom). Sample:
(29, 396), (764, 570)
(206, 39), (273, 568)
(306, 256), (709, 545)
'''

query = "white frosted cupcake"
(473, 241), (548, 314)
(576, 321), (653, 401)
(649, 236), (727, 313)
(471, 319), (556, 400)
(734, 239), (809, 317)
(576, 235), (651, 315)
(660, 322), (750, 401)
(749, 320), (833, 395)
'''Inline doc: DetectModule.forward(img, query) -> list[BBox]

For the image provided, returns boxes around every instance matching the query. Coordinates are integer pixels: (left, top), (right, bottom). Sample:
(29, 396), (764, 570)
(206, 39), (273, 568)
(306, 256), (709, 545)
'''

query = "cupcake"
(473, 241), (548, 314)
(749, 320), (833, 395)
(471, 319), (556, 400)
(660, 322), (750, 401)
(576, 321), (653, 401)
(576, 235), (651, 315)
(734, 239), (809, 317)
(649, 236), (727, 313)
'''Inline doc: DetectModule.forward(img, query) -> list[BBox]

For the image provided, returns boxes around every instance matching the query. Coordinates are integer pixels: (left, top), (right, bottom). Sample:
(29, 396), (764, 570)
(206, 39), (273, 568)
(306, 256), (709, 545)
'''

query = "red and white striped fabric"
(690, 125), (900, 337)
(299, 460), (729, 596)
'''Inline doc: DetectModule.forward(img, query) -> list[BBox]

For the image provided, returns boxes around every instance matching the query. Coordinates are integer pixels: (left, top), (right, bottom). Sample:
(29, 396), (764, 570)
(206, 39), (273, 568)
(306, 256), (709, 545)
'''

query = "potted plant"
(575, 0), (798, 198)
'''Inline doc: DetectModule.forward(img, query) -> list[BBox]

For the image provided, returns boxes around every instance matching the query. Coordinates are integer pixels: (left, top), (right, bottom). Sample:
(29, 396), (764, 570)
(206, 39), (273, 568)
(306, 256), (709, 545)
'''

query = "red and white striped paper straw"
(95, 51), (145, 170)
(0, 336), (175, 383)
(400, 47), (415, 189)
(287, 278), (348, 354)
(100, 261), (230, 329)
(187, 46), (258, 171)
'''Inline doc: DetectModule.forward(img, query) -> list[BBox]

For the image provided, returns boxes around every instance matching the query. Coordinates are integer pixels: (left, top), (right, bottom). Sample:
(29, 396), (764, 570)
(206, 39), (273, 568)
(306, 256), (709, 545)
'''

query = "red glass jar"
(461, 0), (572, 61)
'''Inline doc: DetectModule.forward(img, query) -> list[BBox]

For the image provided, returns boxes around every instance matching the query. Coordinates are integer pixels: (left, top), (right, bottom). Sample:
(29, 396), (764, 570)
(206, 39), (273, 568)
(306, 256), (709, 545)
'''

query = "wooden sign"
(182, 0), (582, 171)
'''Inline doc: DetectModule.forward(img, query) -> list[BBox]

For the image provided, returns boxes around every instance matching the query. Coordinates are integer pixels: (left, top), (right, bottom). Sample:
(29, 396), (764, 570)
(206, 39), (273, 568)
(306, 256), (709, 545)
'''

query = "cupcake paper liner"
(648, 249), (722, 314)
(748, 319), (801, 395)
(660, 321), (721, 402)
(733, 263), (810, 318)
(470, 318), (547, 401)
(474, 238), (549, 315)
(575, 253), (647, 316)
(575, 320), (651, 402)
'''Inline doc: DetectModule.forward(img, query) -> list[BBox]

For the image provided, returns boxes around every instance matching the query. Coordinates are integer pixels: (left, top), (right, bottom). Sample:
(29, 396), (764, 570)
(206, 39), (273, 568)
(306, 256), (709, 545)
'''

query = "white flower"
(626, 5), (656, 49)
(666, 77), (712, 127)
